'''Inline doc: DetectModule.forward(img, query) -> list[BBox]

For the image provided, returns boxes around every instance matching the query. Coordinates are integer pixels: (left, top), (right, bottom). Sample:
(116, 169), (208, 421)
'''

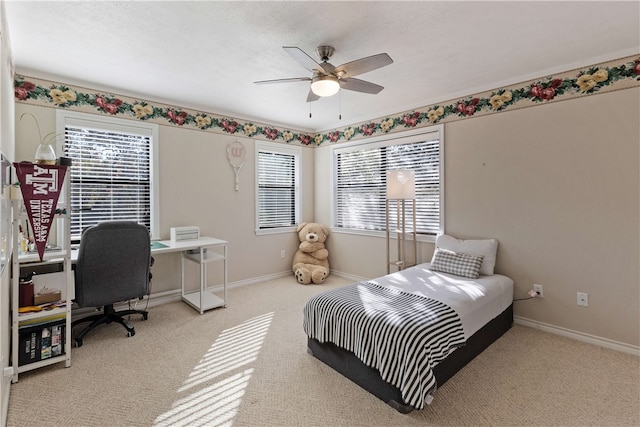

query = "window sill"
(330, 227), (437, 244)
(255, 226), (297, 236)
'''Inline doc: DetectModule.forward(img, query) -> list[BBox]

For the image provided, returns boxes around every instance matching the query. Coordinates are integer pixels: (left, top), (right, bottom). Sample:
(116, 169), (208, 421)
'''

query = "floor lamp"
(386, 170), (417, 273)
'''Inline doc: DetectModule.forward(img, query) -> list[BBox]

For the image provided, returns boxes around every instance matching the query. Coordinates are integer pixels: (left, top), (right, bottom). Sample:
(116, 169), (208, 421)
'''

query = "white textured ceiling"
(4, 1), (640, 132)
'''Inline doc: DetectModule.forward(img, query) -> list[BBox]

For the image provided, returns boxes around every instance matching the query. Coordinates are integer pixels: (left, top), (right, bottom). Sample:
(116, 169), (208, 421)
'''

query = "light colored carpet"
(6, 275), (640, 427)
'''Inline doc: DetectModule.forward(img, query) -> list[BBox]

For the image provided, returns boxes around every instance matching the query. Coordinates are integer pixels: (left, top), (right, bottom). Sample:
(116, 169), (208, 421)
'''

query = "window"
(255, 141), (300, 234)
(333, 126), (443, 239)
(56, 110), (159, 242)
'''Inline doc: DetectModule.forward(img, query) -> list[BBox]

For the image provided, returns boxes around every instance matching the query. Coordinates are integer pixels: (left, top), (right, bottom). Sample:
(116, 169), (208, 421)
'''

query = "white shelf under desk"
(155, 237), (228, 315)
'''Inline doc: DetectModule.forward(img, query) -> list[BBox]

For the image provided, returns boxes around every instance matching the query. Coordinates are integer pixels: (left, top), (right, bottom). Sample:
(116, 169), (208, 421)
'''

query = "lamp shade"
(311, 75), (340, 97)
(386, 170), (415, 199)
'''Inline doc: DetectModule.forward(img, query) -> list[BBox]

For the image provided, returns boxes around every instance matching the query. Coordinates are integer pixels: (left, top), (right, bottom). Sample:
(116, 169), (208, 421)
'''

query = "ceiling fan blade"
(339, 77), (384, 94)
(306, 89), (320, 102)
(334, 53), (393, 78)
(283, 46), (324, 74)
(319, 62), (335, 74)
(254, 77), (311, 85)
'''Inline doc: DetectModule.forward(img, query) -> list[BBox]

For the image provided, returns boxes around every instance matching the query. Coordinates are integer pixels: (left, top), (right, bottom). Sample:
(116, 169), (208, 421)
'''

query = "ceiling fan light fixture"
(311, 75), (340, 97)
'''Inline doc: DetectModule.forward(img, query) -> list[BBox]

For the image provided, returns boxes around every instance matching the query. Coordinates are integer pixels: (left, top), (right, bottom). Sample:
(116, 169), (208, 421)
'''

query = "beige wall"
(13, 86), (639, 347)
(14, 103), (315, 294)
(317, 88), (640, 347)
(447, 88), (639, 346)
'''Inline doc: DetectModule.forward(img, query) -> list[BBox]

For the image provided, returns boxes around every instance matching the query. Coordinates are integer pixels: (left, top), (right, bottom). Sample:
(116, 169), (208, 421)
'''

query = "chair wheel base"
(71, 306), (148, 346)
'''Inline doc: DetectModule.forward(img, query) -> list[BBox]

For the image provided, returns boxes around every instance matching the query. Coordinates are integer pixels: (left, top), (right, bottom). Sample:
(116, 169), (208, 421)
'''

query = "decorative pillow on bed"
(435, 234), (498, 275)
(429, 248), (484, 279)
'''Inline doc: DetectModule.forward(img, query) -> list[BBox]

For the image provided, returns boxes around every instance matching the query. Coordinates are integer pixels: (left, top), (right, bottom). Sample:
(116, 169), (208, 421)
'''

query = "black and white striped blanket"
(303, 281), (466, 409)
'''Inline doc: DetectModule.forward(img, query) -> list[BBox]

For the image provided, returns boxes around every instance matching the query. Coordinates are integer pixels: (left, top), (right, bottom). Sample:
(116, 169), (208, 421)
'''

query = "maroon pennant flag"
(14, 162), (67, 261)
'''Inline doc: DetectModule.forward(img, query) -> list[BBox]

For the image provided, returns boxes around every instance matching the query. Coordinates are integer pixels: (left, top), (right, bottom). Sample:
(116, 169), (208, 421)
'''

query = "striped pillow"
(429, 248), (484, 279)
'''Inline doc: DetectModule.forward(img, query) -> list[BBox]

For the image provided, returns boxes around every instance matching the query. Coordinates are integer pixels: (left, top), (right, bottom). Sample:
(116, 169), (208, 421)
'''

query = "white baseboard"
(212, 271), (292, 290)
(210, 270), (352, 291)
(331, 270), (368, 282)
(514, 315), (639, 356)
(144, 289), (182, 306)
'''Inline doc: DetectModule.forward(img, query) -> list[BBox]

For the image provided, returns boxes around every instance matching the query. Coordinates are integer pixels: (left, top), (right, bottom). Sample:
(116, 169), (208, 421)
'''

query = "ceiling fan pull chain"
(339, 90), (342, 120)
(309, 103), (312, 119)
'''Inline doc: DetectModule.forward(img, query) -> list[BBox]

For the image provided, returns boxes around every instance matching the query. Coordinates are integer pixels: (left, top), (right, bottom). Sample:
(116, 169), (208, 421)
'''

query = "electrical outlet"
(280, 249), (285, 258)
(577, 292), (589, 307)
(533, 284), (543, 298)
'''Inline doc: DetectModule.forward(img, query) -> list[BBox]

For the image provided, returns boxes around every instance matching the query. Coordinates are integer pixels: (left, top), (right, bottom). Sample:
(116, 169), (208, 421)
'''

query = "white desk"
(154, 237), (228, 314)
(30, 236), (228, 315)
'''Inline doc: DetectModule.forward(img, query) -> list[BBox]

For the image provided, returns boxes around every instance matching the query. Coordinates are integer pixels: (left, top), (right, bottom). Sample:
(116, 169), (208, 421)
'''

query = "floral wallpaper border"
(14, 54), (640, 147)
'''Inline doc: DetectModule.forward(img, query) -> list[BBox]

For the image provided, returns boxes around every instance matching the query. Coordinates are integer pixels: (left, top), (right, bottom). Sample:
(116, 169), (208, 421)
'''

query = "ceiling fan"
(254, 46), (393, 102)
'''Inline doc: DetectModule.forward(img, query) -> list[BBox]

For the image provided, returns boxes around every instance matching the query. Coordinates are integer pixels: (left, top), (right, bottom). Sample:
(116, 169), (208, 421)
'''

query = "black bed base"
(307, 304), (513, 413)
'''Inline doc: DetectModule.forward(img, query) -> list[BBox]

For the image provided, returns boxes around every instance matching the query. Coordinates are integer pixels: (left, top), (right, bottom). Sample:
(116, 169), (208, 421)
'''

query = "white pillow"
(435, 234), (498, 275)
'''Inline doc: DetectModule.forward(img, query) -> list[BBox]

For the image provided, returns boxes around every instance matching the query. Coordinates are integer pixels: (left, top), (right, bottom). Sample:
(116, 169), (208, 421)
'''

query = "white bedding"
(369, 263), (514, 339)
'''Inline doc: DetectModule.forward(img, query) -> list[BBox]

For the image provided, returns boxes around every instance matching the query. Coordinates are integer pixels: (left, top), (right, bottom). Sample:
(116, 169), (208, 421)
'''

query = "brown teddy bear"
(292, 222), (330, 285)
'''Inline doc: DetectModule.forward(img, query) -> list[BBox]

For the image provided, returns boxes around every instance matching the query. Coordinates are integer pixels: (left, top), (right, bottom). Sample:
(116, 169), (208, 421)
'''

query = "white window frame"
(55, 110), (160, 242)
(331, 125), (444, 242)
(255, 140), (300, 235)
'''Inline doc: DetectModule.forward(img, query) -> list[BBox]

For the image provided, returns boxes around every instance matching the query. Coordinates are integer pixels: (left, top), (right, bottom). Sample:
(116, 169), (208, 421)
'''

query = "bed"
(303, 235), (514, 413)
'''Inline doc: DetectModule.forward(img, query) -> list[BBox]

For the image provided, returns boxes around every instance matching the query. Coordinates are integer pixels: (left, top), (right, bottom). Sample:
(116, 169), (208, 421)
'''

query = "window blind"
(63, 126), (151, 241)
(335, 136), (441, 236)
(257, 150), (296, 229)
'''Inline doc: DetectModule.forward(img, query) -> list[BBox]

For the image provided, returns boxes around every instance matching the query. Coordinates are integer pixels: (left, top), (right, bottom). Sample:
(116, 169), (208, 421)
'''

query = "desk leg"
(199, 247), (205, 315)
(223, 244), (227, 307)
(181, 253), (185, 302)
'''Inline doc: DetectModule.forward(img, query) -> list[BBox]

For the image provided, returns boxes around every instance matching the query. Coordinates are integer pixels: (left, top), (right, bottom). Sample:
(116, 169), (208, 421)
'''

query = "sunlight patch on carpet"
(153, 312), (274, 427)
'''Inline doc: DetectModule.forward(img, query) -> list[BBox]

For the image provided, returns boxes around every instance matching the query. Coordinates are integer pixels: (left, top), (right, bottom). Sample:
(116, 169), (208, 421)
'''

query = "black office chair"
(71, 221), (151, 347)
